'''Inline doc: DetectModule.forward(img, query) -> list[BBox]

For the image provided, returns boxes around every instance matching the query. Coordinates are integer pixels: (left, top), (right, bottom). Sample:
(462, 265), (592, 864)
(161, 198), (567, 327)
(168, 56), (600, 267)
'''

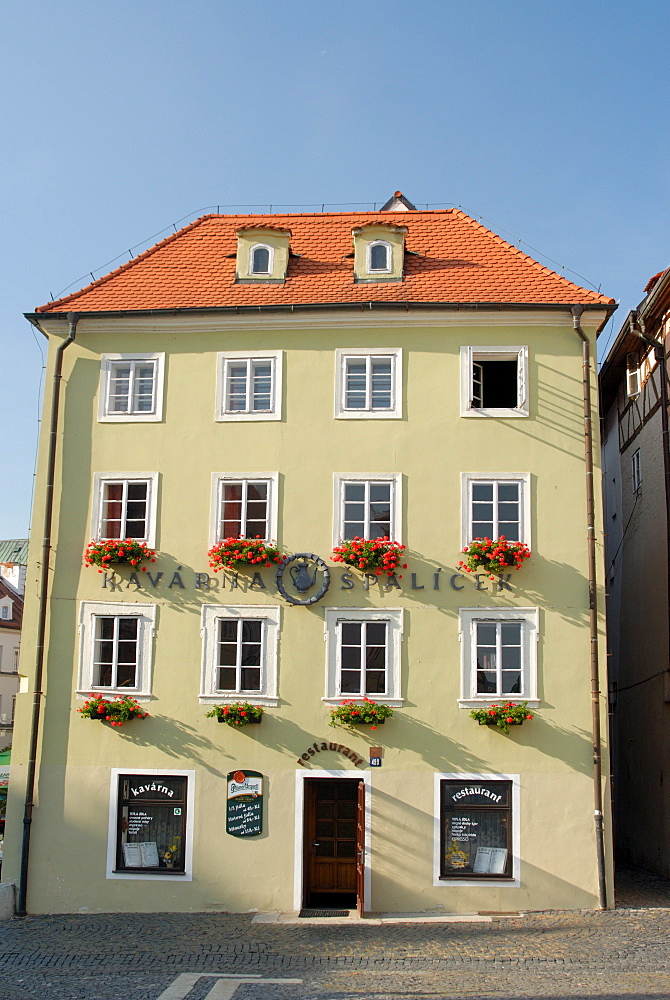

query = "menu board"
(123, 841), (160, 867)
(226, 770), (263, 838)
(473, 847), (508, 874)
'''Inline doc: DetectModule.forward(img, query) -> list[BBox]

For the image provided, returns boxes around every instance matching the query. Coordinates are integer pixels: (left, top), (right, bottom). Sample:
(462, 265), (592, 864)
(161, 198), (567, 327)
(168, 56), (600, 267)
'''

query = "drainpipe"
(629, 311), (670, 709)
(17, 313), (78, 917)
(571, 304), (607, 909)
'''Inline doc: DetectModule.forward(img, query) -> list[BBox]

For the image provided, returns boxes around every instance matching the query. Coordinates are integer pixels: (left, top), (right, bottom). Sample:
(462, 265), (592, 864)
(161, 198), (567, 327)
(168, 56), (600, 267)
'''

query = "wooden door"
(304, 779), (361, 908)
(356, 779), (366, 916)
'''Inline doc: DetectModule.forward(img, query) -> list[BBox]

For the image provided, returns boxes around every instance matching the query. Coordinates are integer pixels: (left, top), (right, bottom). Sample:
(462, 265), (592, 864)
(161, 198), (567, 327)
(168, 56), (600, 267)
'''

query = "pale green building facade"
(5, 204), (616, 914)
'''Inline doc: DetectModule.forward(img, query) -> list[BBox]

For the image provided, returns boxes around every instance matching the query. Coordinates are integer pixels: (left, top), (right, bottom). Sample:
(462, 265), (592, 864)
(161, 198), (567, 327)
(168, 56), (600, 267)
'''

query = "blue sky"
(2, 0), (668, 537)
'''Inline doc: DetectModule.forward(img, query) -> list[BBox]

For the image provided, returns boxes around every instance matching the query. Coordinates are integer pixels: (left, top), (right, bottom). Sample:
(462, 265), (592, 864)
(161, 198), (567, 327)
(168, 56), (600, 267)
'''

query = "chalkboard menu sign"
(226, 770), (264, 837)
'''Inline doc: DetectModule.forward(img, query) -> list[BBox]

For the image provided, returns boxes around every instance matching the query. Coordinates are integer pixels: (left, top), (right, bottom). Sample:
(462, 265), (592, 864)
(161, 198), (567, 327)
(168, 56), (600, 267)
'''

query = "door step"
(299, 908), (350, 918)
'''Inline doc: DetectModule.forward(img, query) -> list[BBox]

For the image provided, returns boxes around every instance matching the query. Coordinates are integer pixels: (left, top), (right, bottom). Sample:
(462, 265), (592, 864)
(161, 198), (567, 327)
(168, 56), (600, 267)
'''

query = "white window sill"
(335, 410), (401, 420)
(216, 411), (280, 422)
(99, 413), (162, 423)
(458, 699), (539, 709)
(461, 408), (528, 419)
(434, 877), (520, 888)
(76, 690), (152, 703)
(322, 697), (404, 708)
(199, 695), (279, 707)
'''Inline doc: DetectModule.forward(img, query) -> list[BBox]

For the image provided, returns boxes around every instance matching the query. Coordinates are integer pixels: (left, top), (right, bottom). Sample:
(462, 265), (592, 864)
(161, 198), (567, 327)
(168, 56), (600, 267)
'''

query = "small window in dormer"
(250, 245), (272, 275)
(368, 242), (391, 273)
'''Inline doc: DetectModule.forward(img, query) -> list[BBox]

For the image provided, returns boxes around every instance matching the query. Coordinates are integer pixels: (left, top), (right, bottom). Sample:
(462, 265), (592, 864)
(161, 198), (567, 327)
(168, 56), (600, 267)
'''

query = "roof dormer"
(235, 226), (291, 284)
(352, 223), (407, 283)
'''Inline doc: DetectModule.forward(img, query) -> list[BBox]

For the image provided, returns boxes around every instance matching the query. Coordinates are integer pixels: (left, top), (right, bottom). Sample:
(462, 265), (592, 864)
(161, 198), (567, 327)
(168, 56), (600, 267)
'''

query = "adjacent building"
(5, 197), (616, 914)
(600, 266), (670, 875)
(0, 539), (27, 741)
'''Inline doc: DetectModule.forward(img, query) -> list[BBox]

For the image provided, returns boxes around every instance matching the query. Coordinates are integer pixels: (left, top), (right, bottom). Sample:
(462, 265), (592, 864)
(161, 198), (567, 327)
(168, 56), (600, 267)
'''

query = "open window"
(461, 346), (528, 417)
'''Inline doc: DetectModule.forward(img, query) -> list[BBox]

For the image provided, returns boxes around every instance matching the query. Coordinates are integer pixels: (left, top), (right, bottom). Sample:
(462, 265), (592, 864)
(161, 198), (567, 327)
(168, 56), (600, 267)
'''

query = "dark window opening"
(472, 360), (518, 409)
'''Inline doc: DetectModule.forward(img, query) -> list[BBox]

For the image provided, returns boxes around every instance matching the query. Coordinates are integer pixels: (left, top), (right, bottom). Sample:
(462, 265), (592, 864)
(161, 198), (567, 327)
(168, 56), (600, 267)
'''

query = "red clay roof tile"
(35, 209), (614, 314)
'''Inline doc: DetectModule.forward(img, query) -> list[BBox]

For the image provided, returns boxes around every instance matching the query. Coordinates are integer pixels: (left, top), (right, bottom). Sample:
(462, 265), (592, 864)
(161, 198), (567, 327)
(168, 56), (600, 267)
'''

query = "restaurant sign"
(226, 770), (264, 838)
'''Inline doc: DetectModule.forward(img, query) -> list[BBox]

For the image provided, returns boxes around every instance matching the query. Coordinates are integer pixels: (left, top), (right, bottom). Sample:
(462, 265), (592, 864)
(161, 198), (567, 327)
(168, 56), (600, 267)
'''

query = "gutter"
(17, 313), (78, 917)
(571, 305), (608, 909)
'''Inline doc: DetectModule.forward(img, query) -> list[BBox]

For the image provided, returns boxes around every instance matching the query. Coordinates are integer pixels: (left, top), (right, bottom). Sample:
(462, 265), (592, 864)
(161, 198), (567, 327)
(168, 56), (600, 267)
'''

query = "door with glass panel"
(303, 778), (363, 909)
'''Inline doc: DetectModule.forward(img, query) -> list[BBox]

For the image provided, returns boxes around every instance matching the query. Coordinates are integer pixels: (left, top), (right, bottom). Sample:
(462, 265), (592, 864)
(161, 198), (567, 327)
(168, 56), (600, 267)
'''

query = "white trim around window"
(460, 345), (529, 418)
(461, 473), (531, 548)
(458, 607), (539, 709)
(323, 607), (404, 706)
(366, 240), (392, 274)
(249, 243), (274, 276)
(106, 768), (195, 881)
(98, 353), (165, 423)
(77, 601), (156, 699)
(216, 350), (283, 422)
(200, 604), (280, 706)
(334, 348), (402, 419)
(209, 473), (279, 546)
(91, 473), (159, 548)
(433, 772), (520, 887)
(332, 473), (402, 548)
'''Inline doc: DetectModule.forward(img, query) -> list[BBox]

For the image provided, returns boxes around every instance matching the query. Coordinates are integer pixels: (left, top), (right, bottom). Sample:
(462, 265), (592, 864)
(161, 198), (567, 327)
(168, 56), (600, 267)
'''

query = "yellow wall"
(5, 310), (612, 913)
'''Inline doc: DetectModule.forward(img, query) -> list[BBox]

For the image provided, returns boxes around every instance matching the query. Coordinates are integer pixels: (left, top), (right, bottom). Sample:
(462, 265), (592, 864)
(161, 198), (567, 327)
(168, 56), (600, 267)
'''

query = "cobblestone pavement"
(2, 867), (670, 1000)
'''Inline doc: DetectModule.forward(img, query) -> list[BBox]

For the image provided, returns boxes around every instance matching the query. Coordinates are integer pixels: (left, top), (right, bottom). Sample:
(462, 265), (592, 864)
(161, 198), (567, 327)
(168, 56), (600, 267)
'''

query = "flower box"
(78, 695), (149, 728)
(208, 538), (283, 572)
(329, 698), (393, 730)
(458, 537), (530, 580)
(84, 539), (156, 572)
(332, 538), (406, 577)
(470, 701), (533, 734)
(206, 702), (264, 726)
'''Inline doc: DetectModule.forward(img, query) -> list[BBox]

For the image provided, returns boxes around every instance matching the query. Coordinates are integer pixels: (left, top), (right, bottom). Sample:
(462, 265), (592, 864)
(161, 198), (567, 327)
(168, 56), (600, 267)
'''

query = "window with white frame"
(437, 776), (518, 882)
(200, 605), (280, 705)
(92, 474), (158, 547)
(217, 351), (282, 421)
(211, 475), (277, 542)
(249, 244), (273, 275)
(632, 449), (642, 492)
(99, 354), (165, 422)
(335, 349), (402, 418)
(626, 352), (641, 398)
(462, 474), (530, 545)
(0, 605), (9, 621)
(78, 602), (156, 698)
(107, 768), (195, 882)
(367, 241), (392, 273)
(460, 346), (528, 417)
(324, 608), (403, 705)
(459, 607), (538, 707)
(334, 474), (401, 544)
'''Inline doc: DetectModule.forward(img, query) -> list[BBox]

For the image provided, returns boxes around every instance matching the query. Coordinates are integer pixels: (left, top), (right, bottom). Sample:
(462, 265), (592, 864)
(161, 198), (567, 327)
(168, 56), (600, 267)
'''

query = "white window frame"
(0, 602), (10, 621)
(333, 473), (402, 547)
(106, 768), (195, 882)
(77, 601), (156, 699)
(216, 350), (283, 422)
(248, 243), (274, 276)
(200, 605), (280, 706)
(461, 473), (531, 548)
(632, 449), (642, 493)
(323, 607), (404, 707)
(91, 473), (159, 548)
(433, 772), (520, 887)
(209, 473), (279, 545)
(98, 353), (165, 423)
(626, 352), (641, 398)
(460, 345), (529, 418)
(458, 607), (538, 708)
(366, 240), (392, 274)
(334, 348), (402, 419)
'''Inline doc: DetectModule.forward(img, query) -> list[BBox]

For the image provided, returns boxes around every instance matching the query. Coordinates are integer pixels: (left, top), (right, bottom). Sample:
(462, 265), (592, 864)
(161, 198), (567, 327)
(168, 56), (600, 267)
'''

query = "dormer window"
(236, 227), (291, 283)
(250, 244), (272, 276)
(368, 242), (391, 274)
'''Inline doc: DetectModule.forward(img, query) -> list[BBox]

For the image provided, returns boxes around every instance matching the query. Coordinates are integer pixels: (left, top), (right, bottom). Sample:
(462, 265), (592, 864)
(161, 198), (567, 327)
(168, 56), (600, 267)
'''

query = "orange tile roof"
(35, 209), (614, 314)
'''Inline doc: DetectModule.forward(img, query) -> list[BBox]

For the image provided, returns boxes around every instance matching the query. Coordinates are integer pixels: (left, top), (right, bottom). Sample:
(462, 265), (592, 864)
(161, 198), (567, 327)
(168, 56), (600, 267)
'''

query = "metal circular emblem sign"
(276, 553), (331, 606)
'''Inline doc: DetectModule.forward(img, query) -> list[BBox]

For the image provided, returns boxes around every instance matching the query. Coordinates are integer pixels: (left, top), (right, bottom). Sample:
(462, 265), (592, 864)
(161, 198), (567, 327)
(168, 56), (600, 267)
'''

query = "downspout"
(629, 311), (670, 707)
(571, 304), (608, 910)
(17, 313), (78, 917)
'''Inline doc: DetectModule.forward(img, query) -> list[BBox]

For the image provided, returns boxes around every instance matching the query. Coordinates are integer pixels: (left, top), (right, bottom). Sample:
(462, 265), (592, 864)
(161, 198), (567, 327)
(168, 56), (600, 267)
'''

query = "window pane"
(366, 622), (386, 645)
(369, 244), (389, 270)
(219, 620), (238, 642)
(472, 483), (493, 502)
(369, 483), (391, 504)
(252, 246), (270, 273)
(344, 483), (365, 502)
(221, 482), (243, 538)
(371, 359), (392, 409)
(133, 363), (156, 413)
(240, 667), (261, 690)
(108, 364), (131, 412)
(476, 671), (498, 694)
(341, 623), (361, 644)
(340, 671), (361, 693)
(217, 667), (237, 690)
(251, 362), (272, 411)
(226, 363), (248, 411)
